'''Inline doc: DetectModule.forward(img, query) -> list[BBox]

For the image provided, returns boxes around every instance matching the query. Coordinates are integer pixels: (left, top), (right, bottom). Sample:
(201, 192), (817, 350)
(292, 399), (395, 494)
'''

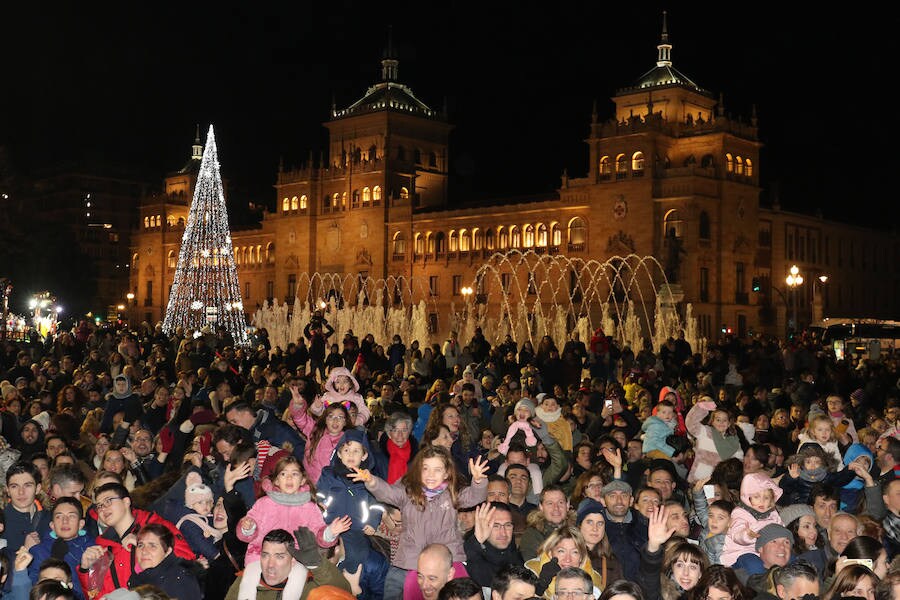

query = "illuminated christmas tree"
(162, 125), (249, 346)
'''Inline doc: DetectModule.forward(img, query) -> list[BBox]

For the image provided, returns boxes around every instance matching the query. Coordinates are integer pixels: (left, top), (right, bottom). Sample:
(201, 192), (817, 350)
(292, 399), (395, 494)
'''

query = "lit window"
(536, 223), (548, 247)
(373, 186), (382, 202)
(400, 187), (409, 200)
(362, 187), (371, 205)
(291, 196), (298, 210)
(616, 154), (627, 172)
(725, 153), (734, 172)
(599, 156), (611, 175)
(568, 217), (586, 245)
(745, 159), (753, 177)
(299, 195), (308, 210)
(393, 232), (406, 255)
(523, 225), (534, 247)
(449, 230), (459, 252)
(736, 156), (744, 175)
(459, 229), (470, 252)
(632, 151), (645, 171)
(283, 197), (290, 211)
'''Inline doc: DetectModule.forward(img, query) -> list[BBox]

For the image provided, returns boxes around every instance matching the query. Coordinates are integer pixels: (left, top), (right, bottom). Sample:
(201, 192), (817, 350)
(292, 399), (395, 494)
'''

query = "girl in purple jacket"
(350, 444), (489, 599)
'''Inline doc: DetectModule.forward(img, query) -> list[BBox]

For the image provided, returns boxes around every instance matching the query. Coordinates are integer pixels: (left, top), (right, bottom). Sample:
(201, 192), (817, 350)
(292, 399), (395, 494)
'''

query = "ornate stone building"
(129, 25), (899, 342)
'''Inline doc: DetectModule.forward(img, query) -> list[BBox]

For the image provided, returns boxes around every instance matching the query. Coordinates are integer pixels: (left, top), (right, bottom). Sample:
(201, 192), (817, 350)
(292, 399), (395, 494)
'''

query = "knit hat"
(850, 389), (865, 404)
(105, 590), (140, 600)
(515, 398), (536, 417)
(778, 504), (815, 527)
(576, 499), (606, 526)
(600, 480), (633, 496)
(755, 524), (794, 551)
(185, 483), (214, 509)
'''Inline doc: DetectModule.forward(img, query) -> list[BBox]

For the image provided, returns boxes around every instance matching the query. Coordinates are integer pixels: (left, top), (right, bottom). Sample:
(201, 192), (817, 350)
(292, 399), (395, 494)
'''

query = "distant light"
(319, 300), (327, 309)
(117, 304), (125, 310)
(28, 299), (37, 309)
(126, 292), (135, 300)
(86, 202), (91, 207)
(191, 300), (203, 310)
(55, 306), (63, 314)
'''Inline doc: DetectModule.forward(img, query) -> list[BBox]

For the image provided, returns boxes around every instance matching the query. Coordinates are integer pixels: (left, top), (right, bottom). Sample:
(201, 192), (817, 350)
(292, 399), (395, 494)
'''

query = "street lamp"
(461, 286), (473, 321)
(785, 265), (804, 334)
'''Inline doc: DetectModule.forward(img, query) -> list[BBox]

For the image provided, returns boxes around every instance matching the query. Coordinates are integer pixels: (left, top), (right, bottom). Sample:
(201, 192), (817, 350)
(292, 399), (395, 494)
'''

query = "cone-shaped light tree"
(162, 125), (249, 346)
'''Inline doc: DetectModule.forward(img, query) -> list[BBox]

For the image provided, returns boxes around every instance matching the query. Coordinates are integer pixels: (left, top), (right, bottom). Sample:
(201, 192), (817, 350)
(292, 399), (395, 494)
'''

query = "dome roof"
(334, 80), (438, 119)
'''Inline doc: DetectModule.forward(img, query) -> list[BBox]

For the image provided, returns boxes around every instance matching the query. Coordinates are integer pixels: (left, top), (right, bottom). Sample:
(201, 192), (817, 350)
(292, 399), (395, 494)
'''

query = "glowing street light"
(785, 265), (804, 334)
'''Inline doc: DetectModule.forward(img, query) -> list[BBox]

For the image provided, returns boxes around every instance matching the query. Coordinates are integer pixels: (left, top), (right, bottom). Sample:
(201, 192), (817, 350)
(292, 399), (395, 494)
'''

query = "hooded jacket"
(318, 367), (371, 426)
(16, 417), (45, 460)
(840, 443), (874, 510)
(720, 472), (784, 566)
(28, 532), (95, 600)
(99, 375), (143, 433)
(316, 430), (384, 532)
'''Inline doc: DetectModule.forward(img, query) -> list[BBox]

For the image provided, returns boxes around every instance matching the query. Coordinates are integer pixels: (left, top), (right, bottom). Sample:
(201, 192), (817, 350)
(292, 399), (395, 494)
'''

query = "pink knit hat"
(184, 483), (214, 509)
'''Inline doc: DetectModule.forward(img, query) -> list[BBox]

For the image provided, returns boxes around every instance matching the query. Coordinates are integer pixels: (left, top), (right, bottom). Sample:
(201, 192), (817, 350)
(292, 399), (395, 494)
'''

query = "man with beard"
(598, 480), (647, 581)
(520, 486), (570, 560)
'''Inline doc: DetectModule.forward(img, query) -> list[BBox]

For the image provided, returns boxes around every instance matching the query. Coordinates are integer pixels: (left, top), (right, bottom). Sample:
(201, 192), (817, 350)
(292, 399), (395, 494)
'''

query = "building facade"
(129, 27), (899, 342)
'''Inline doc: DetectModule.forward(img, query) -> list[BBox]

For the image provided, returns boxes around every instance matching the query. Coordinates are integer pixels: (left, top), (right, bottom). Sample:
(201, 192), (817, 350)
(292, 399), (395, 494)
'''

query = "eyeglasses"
(326, 415), (347, 422)
(555, 590), (591, 599)
(95, 496), (122, 509)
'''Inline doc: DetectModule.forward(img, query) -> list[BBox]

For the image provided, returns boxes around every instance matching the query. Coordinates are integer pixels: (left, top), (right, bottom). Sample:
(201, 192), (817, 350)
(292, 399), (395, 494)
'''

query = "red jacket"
(78, 508), (196, 599)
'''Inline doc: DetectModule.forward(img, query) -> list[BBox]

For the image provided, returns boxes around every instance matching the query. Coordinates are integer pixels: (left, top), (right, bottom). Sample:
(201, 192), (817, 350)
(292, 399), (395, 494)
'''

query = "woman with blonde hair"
(524, 525), (602, 598)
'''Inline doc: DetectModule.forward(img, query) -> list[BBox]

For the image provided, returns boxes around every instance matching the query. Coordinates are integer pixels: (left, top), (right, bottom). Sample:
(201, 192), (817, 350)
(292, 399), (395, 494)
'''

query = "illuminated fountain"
(252, 251), (704, 354)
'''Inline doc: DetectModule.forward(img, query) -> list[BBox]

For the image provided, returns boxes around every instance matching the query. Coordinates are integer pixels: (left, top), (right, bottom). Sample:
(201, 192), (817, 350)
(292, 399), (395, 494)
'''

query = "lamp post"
(126, 292), (135, 326)
(461, 286), (473, 322)
(785, 265), (804, 335)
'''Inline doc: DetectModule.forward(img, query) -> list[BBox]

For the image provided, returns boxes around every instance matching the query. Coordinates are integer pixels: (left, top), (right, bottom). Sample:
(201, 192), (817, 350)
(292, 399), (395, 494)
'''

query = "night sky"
(2, 4), (897, 228)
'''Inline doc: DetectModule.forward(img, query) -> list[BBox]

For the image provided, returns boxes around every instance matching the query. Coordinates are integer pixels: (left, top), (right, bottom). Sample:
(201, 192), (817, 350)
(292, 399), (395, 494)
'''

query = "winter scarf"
(711, 428), (740, 460)
(884, 511), (900, 545)
(267, 487), (313, 506)
(387, 439), (411, 484)
(423, 481), (449, 500)
(799, 467), (828, 483)
(176, 513), (224, 543)
(738, 502), (776, 521)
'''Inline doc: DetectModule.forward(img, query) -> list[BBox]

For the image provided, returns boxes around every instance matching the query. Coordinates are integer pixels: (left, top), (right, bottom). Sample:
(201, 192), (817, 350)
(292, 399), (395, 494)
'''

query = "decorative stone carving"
(356, 247), (373, 266)
(733, 234), (752, 254)
(284, 254), (299, 269)
(326, 222), (341, 252)
(606, 231), (635, 254)
(360, 220), (369, 239)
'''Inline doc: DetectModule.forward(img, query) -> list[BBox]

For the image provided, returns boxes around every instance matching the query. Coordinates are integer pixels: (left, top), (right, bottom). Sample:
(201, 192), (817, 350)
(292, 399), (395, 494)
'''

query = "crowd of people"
(0, 312), (899, 600)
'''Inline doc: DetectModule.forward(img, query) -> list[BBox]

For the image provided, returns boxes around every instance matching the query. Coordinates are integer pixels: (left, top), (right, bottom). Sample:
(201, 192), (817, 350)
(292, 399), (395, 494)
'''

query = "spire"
(191, 124), (203, 161)
(382, 26), (398, 81)
(656, 11), (672, 67)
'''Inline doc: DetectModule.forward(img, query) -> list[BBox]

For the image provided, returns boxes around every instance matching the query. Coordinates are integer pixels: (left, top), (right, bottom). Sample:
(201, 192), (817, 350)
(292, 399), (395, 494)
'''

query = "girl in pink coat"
(289, 386), (353, 484)
(236, 454), (351, 599)
(318, 367), (371, 426)
(719, 471), (784, 566)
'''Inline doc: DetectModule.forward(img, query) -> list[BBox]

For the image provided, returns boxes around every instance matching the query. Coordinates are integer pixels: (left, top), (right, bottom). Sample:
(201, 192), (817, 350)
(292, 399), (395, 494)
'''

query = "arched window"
(256, 245), (263, 264)
(631, 151), (645, 171)
(459, 229), (470, 252)
(413, 149), (422, 164)
(523, 224), (534, 248)
(735, 156), (744, 175)
(266, 242), (275, 265)
(282, 197), (290, 212)
(615, 153), (628, 172)
(341, 192), (347, 209)
(745, 159), (753, 177)
(429, 152), (437, 167)
(291, 196), (298, 210)
(156, 215), (161, 227)
(352, 189), (360, 209)
(235, 248), (242, 265)
(144, 217), (150, 228)
(167, 250), (176, 268)
(485, 228), (495, 250)
(433, 232), (446, 254)
(414, 233), (424, 255)
(373, 186), (382, 202)
(536, 223), (548, 247)
(725, 153), (734, 173)
(701, 154), (715, 168)
(498, 226), (508, 249)
(299, 195), (308, 210)
(400, 187), (409, 200)
(177, 217), (185, 227)
(332, 193), (340, 209)
(393, 232), (406, 255)
(167, 215), (175, 227)
(568, 217), (586, 246)
(664, 209), (683, 239)
(699, 211), (711, 240)
(323, 195), (330, 212)
(132, 253), (139, 268)
(362, 187), (371, 205)
(550, 223), (562, 246)
(449, 230), (459, 252)
(510, 225), (521, 248)
(473, 228), (484, 251)
(599, 156), (611, 175)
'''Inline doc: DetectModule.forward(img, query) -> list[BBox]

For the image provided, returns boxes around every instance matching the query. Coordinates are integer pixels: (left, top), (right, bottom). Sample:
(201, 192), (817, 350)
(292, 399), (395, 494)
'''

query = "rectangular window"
(144, 280), (153, 306)
(429, 276), (439, 296)
(736, 262), (745, 293)
(786, 232), (793, 260)
(245, 282), (250, 299)
(699, 268), (709, 302)
(452, 275), (461, 296)
(501, 273), (511, 293)
(428, 313), (438, 334)
(266, 280), (274, 299)
(287, 274), (297, 299)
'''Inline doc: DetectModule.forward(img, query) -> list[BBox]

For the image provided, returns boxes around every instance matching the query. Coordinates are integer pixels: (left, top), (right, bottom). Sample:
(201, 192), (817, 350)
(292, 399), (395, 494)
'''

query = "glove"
(190, 409), (217, 426)
(159, 426), (175, 454)
(290, 527), (322, 568)
(536, 557), (561, 595)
